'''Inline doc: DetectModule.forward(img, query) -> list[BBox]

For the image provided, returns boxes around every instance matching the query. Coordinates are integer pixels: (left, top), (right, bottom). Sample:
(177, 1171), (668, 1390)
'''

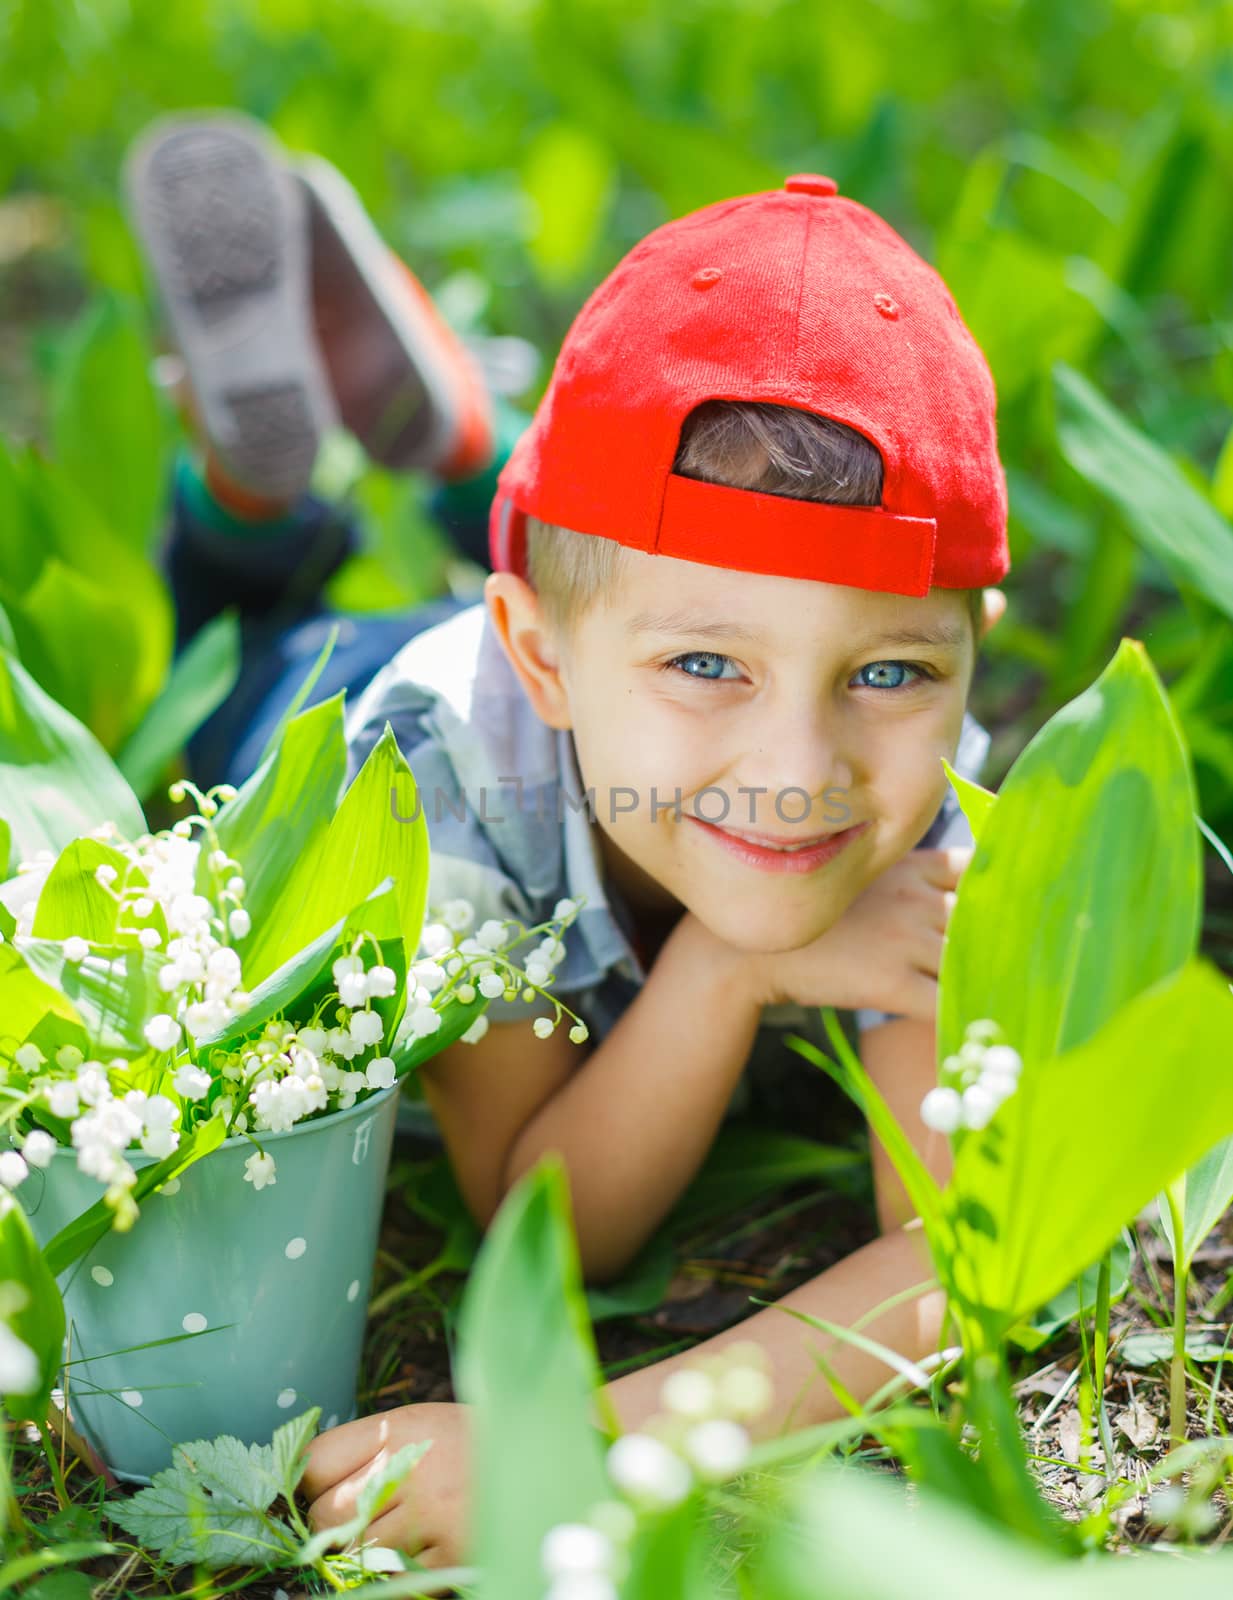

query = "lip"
(688, 816), (871, 874)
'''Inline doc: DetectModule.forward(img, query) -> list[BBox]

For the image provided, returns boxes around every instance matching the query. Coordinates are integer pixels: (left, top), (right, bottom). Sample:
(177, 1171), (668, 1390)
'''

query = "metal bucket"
(23, 1083), (400, 1482)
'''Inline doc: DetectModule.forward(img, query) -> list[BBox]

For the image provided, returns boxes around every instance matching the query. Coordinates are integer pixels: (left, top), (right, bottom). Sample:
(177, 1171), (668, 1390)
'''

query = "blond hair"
(525, 400), (985, 640)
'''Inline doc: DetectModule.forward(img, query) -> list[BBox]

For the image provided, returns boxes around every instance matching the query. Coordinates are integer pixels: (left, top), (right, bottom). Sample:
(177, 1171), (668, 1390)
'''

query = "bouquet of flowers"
(1, 750), (588, 1243)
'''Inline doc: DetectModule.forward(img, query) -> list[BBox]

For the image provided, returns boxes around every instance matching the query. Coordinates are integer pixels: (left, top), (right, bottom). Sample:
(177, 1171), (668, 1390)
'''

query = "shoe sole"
(125, 113), (336, 500)
(293, 153), (492, 477)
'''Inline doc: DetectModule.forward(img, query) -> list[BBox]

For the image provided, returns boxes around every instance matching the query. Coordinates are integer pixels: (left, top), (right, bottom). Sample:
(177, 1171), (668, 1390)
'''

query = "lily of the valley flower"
(920, 1020), (1023, 1135)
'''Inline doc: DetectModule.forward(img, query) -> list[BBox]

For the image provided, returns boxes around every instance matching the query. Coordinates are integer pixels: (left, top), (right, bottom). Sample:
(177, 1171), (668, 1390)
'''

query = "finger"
(899, 970), (939, 1026)
(365, 1504), (433, 1559)
(914, 844), (972, 896)
(308, 1455), (389, 1529)
(302, 1419), (396, 1498)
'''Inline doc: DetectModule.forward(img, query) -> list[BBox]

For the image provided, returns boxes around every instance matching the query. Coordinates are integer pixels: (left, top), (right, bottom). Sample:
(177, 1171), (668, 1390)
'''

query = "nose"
(732, 698), (855, 832)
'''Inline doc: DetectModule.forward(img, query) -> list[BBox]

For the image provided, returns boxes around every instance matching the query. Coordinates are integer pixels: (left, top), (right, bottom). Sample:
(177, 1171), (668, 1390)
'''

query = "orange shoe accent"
(204, 451), (295, 521)
(391, 259), (494, 481)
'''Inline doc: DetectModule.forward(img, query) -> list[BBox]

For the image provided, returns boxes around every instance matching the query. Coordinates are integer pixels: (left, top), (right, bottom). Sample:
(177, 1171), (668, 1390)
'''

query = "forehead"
(598, 547), (970, 649)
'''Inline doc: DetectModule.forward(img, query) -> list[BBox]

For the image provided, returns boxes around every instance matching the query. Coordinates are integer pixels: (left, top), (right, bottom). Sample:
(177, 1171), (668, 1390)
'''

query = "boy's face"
(490, 553), (993, 957)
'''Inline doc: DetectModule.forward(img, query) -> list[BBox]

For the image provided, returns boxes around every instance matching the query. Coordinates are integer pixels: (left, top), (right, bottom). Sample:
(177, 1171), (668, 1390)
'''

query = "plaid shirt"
(344, 602), (992, 1048)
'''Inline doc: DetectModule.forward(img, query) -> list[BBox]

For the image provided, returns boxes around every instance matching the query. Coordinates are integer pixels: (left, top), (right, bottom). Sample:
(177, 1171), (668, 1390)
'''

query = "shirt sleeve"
(343, 669), (560, 1034)
(854, 711), (992, 1035)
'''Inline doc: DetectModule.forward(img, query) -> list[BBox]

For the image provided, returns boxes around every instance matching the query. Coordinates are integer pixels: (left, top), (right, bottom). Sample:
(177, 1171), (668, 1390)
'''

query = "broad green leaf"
(116, 609), (241, 802)
(31, 839), (136, 943)
(0, 944), (83, 1051)
(1008, 1233), (1134, 1351)
(6, 559), (145, 751)
(1161, 1136), (1233, 1276)
(0, 818), (10, 879)
(456, 1161), (609, 1599)
(198, 880), (405, 1064)
(1054, 362), (1233, 623)
(42, 1114), (227, 1276)
(761, 1457), (1211, 1600)
(49, 296), (170, 555)
(210, 693), (347, 943)
(939, 639), (1200, 1068)
(946, 958), (1233, 1331)
(254, 620), (340, 772)
(16, 940), (165, 1059)
(242, 723), (429, 988)
(521, 122), (615, 284)
(0, 646), (145, 862)
(0, 1201), (65, 1421)
(15, 448), (171, 725)
(941, 759), (996, 843)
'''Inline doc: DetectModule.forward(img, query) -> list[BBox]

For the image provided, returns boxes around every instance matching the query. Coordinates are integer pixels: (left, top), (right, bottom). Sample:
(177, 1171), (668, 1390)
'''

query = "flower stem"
(1165, 1184), (1189, 1449)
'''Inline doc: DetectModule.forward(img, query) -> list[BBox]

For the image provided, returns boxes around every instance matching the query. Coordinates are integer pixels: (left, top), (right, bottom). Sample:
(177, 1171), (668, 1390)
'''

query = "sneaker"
(292, 153), (494, 480)
(124, 111), (336, 502)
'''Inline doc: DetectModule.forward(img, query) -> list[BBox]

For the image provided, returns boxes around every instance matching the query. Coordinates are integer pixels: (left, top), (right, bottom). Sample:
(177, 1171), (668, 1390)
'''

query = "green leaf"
(1007, 1233), (1134, 1351)
(1010, 1222), (1132, 1350)
(242, 723), (429, 988)
(198, 879), (404, 1063)
(0, 645), (145, 863)
(456, 1160), (609, 1599)
(1119, 1328), (1233, 1368)
(0, 1200), (65, 1421)
(946, 958), (1233, 1330)
(272, 1407), (322, 1503)
(1054, 362), (1233, 623)
(42, 1115), (226, 1276)
(210, 693), (347, 945)
(16, 940), (166, 1058)
(116, 609), (241, 802)
(0, 1544), (117, 1594)
(255, 620), (340, 772)
(521, 121), (615, 284)
(0, 943), (83, 1052)
(49, 295), (170, 555)
(31, 839), (137, 943)
(939, 639), (1201, 1070)
(1161, 1137), (1233, 1276)
(13, 447), (171, 729)
(941, 759), (996, 843)
(105, 1432), (296, 1568)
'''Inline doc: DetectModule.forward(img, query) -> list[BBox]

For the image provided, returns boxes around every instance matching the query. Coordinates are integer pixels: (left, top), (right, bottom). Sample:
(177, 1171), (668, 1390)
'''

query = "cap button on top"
(784, 173), (838, 197)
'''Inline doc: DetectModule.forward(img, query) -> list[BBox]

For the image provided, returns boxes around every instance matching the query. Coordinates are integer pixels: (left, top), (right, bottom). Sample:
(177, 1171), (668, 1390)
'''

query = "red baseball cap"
(490, 174), (1008, 598)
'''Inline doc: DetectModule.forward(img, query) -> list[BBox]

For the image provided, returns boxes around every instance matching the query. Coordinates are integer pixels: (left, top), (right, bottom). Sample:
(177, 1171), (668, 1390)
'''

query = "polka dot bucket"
(24, 1082), (401, 1482)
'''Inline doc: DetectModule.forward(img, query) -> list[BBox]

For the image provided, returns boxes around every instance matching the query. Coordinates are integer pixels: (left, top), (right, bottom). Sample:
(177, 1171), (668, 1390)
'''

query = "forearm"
(605, 1221), (945, 1437)
(503, 917), (763, 1282)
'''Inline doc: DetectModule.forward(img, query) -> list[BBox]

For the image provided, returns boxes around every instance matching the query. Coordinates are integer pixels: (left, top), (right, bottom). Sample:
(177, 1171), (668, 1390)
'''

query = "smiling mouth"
(707, 823), (852, 852)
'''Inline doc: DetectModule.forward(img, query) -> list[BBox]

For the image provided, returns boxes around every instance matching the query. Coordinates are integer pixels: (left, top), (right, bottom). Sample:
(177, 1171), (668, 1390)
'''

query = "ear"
(484, 571), (573, 730)
(977, 587), (1008, 644)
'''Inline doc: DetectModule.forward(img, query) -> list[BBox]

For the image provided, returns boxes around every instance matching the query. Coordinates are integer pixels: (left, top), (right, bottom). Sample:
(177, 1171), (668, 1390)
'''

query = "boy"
(126, 117), (1008, 1565)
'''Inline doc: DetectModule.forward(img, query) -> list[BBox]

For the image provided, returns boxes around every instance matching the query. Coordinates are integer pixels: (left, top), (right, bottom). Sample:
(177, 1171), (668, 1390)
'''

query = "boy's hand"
(301, 1402), (470, 1569)
(746, 845), (971, 1023)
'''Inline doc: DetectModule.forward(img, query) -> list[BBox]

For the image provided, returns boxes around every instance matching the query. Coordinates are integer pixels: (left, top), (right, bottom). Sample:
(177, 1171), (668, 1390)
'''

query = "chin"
(690, 896), (838, 959)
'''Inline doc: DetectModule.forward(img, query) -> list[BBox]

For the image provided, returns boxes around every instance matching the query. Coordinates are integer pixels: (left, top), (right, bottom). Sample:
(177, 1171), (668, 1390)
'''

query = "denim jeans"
(160, 468), (480, 791)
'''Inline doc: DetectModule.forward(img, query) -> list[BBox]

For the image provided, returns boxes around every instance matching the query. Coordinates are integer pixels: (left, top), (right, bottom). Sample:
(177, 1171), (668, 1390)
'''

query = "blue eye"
(664, 651), (742, 681)
(856, 661), (932, 691)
